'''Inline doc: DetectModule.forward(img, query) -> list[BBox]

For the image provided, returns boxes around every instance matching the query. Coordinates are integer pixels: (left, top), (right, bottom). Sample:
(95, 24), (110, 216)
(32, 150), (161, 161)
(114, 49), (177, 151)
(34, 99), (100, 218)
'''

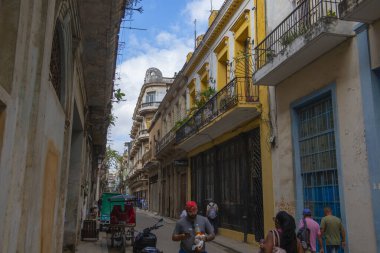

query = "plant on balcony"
(266, 50), (276, 61)
(280, 25), (308, 47)
(195, 86), (216, 108)
(327, 9), (336, 17)
(219, 92), (235, 111)
(173, 117), (190, 130)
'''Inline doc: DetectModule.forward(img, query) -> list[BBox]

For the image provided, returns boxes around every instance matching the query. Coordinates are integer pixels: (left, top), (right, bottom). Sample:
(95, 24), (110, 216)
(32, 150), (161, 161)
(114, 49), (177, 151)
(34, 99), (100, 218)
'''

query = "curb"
(210, 240), (242, 253)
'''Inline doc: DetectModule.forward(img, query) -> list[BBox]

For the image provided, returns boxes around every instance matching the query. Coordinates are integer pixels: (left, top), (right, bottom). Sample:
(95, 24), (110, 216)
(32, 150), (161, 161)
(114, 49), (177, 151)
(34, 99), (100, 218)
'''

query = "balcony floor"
(176, 104), (260, 152)
(253, 19), (354, 86)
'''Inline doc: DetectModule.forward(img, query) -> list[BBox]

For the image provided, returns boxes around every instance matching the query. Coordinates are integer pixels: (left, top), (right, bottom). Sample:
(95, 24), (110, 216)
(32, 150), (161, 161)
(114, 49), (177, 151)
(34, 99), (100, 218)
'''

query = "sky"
(108, 0), (225, 154)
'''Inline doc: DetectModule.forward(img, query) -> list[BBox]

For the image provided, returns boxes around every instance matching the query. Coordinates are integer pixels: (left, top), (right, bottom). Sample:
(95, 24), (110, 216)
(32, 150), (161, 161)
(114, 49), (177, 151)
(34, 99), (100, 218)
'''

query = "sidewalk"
(139, 209), (260, 253)
(76, 232), (109, 253)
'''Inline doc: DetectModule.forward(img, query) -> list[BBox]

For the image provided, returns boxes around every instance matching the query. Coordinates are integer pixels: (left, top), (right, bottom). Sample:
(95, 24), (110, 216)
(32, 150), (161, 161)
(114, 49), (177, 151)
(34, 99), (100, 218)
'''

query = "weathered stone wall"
(0, 0), (123, 252)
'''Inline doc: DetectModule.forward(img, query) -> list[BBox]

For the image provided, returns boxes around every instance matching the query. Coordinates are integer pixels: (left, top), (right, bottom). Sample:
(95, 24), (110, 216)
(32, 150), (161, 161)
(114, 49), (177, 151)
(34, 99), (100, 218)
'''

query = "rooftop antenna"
(121, 26), (147, 31)
(121, 20), (147, 31)
(210, 0), (213, 12)
(194, 19), (197, 50)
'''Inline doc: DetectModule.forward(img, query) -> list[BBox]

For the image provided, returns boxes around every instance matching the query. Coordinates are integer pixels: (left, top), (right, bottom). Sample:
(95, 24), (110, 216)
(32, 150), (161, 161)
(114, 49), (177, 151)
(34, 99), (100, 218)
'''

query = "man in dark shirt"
(172, 201), (215, 253)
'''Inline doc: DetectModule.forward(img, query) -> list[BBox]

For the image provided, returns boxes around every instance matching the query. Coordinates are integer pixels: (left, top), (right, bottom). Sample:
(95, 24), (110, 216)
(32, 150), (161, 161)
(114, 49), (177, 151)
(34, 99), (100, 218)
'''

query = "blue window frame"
(293, 92), (341, 223)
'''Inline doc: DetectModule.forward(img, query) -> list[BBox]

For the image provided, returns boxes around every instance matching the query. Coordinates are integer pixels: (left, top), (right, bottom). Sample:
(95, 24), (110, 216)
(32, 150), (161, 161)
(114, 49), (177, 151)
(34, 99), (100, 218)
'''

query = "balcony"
(339, 0), (380, 23)
(138, 129), (149, 142)
(130, 120), (141, 137)
(138, 101), (161, 115)
(176, 77), (260, 151)
(142, 149), (152, 166)
(156, 128), (176, 157)
(142, 148), (159, 171)
(253, 0), (354, 86)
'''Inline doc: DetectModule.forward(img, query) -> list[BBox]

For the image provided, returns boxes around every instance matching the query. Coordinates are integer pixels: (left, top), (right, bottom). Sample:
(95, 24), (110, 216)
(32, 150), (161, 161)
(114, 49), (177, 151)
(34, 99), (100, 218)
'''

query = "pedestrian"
(206, 199), (218, 234)
(172, 201), (215, 253)
(320, 206), (346, 253)
(180, 208), (187, 219)
(297, 208), (324, 253)
(259, 211), (303, 253)
(97, 198), (102, 213)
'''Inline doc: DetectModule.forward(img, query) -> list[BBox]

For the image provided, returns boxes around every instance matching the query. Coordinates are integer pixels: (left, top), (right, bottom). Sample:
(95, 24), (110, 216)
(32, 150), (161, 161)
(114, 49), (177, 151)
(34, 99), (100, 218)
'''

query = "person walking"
(172, 201), (215, 253)
(180, 208), (187, 219)
(298, 208), (324, 253)
(320, 207), (346, 253)
(206, 200), (218, 234)
(259, 211), (303, 253)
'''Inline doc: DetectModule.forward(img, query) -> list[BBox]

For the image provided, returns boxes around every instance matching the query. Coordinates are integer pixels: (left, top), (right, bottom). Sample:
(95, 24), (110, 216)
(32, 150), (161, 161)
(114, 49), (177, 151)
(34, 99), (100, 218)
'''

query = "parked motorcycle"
(133, 218), (164, 253)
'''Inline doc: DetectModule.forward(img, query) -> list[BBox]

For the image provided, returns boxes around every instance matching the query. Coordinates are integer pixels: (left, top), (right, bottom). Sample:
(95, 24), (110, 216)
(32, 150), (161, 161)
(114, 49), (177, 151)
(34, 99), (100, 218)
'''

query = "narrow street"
(77, 210), (258, 253)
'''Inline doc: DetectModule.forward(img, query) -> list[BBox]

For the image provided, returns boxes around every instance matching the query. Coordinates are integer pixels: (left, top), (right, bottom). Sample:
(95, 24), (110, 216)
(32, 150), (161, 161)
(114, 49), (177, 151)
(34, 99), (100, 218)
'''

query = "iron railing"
(156, 128), (176, 154)
(176, 77), (259, 143)
(141, 102), (161, 108)
(253, 0), (341, 72)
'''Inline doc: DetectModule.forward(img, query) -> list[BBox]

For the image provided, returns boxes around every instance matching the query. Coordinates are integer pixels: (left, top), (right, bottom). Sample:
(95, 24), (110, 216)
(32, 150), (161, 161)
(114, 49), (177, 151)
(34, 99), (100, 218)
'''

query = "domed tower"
(144, 67), (163, 84)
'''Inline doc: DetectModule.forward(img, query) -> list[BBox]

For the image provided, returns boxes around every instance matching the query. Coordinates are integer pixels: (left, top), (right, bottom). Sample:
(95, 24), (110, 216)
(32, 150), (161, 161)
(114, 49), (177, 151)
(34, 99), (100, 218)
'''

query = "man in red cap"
(172, 201), (215, 253)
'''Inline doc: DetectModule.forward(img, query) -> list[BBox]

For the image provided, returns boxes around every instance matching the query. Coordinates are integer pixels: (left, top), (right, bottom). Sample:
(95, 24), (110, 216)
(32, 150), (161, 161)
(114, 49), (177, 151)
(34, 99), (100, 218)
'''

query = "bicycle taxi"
(107, 194), (137, 251)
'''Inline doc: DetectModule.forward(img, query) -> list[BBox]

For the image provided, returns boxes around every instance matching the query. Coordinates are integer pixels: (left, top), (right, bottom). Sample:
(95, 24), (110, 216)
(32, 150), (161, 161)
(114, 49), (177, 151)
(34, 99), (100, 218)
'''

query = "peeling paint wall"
(265, 0), (295, 33)
(272, 37), (376, 252)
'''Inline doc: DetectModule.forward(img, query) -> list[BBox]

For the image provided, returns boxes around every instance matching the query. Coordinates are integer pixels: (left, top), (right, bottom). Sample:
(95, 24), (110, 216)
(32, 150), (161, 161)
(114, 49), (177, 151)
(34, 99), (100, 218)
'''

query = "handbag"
(271, 230), (287, 253)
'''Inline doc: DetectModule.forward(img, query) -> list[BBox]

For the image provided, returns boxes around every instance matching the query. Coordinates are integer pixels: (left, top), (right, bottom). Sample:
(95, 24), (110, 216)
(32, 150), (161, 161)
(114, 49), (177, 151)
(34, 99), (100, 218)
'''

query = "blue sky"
(109, 0), (224, 154)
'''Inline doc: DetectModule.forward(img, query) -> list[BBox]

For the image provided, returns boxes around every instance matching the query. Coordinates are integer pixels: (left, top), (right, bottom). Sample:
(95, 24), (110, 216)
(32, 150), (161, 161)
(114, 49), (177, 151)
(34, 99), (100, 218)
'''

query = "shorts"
(326, 245), (340, 253)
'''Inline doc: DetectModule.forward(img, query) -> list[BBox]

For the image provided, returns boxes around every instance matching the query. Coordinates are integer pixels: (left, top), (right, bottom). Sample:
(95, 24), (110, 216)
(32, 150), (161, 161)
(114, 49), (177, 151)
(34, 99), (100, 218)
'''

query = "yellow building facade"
(154, 0), (274, 245)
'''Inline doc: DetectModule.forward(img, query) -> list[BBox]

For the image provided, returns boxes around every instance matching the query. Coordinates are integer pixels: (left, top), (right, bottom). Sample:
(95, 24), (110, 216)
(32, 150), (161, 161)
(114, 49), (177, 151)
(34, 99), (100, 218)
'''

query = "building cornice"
(183, 0), (245, 76)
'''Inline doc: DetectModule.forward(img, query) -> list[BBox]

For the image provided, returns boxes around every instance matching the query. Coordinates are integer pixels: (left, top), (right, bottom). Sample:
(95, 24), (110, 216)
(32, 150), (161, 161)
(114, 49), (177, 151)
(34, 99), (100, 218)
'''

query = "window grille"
(191, 128), (263, 240)
(50, 27), (62, 99)
(297, 95), (341, 222)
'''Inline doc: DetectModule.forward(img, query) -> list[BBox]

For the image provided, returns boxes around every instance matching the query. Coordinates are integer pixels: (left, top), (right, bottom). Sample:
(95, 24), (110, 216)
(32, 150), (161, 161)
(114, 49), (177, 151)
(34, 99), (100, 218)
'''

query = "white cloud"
(183, 0), (225, 32)
(108, 1), (227, 154)
(109, 31), (193, 154)
(156, 31), (177, 45)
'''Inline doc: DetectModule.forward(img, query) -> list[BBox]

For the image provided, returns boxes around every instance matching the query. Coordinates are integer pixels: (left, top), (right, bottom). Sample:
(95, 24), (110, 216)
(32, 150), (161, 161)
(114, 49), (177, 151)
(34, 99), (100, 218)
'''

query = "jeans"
(179, 249), (207, 253)
(326, 245), (340, 253)
(208, 217), (218, 234)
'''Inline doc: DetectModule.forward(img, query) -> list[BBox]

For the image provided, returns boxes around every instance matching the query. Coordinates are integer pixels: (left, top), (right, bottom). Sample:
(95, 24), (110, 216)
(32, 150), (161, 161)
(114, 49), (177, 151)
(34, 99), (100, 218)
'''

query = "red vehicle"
(107, 194), (137, 252)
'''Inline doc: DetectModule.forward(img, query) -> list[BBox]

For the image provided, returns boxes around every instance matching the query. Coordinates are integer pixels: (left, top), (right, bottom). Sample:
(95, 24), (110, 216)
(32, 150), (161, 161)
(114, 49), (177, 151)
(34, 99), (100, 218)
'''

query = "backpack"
(271, 230), (287, 253)
(297, 218), (311, 250)
(208, 203), (217, 219)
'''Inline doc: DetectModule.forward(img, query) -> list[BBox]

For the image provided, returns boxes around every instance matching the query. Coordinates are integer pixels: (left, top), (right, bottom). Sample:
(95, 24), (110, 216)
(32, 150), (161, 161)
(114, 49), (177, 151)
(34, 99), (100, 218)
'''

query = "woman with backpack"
(259, 211), (304, 253)
(206, 200), (218, 235)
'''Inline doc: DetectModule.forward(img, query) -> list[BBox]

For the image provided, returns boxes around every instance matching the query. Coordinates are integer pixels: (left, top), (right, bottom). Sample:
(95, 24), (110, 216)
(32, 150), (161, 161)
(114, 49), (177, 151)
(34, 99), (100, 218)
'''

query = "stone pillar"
(63, 131), (84, 252)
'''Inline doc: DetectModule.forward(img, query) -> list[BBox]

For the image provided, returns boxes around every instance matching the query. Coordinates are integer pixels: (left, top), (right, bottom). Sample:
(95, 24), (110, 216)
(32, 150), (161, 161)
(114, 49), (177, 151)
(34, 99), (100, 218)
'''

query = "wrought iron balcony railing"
(156, 128), (175, 154)
(141, 102), (161, 108)
(176, 77), (259, 143)
(253, 0), (341, 72)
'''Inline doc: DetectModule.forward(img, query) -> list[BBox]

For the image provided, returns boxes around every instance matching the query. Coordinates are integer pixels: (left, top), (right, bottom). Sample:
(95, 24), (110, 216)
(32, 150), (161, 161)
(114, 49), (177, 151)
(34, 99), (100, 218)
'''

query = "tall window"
(50, 25), (64, 103)
(296, 94), (340, 222)
(145, 91), (156, 103)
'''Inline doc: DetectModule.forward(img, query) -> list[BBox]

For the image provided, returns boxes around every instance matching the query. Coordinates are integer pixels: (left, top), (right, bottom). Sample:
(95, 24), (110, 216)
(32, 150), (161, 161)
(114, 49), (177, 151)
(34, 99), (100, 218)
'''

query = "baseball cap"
(185, 201), (198, 210)
(303, 208), (312, 215)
